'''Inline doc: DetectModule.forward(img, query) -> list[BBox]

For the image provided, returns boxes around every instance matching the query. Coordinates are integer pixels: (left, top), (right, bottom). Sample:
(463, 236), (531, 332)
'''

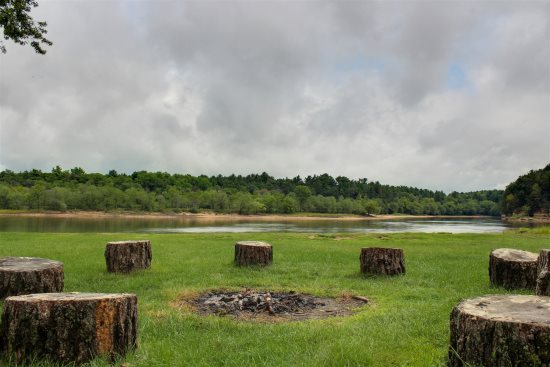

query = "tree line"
(0, 167), (503, 216)
(502, 164), (550, 217)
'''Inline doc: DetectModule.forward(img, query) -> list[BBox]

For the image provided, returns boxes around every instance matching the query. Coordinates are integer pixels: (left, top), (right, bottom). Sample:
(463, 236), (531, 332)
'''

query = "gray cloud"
(0, 0), (548, 192)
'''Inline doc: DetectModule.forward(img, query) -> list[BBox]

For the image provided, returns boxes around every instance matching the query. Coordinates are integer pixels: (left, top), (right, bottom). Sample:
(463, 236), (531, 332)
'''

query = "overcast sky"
(0, 1), (549, 192)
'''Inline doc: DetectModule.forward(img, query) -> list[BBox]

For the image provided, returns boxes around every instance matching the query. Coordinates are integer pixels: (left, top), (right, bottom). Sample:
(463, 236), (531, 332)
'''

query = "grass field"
(0, 229), (548, 366)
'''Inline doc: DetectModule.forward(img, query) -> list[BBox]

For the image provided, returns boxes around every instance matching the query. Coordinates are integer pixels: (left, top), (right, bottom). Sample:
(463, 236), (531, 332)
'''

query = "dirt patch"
(307, 234), (353, 241)
(175, 289), (369, 322)
(333, 236), (353, 241)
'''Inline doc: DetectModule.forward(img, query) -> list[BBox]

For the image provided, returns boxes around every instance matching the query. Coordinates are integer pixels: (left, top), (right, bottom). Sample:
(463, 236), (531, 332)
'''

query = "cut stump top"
(5, 292), (136, 303)
(457, 295), (550, 325)
(107, 240), (150, 245)
(491, 248), (538, 262)
(0, 257), (63, 272)
(235, 241), (272, 248)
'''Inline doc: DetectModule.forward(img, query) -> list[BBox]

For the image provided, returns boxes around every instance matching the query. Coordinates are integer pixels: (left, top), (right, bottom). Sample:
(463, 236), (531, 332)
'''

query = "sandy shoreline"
(0, 211), (494, 222)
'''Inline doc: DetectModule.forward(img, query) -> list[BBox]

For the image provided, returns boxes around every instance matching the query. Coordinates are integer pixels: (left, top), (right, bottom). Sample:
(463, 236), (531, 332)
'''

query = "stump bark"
(1, 292), (138, 365)
(105, 240), (152, 273)
(489, 248), (538, 289)
(0, 257), (64, 299)
(360, 247), (405, 275)
(536, 249), (550, 296)
(234, 241), (272, 266)
(448, 295), (550, 367)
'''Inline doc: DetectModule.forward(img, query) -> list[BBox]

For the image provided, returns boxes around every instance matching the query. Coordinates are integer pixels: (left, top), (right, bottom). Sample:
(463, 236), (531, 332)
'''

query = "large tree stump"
(489, 248), (538, 289)
(536, 249), (550, 296)
(105, 240), (152, 273)
(360, 247), (405, 275)
(0, 257), (64, 299)
(1, 292), (138, 365)
(234, 241), (272, 266)
(448, 295), (550, 367)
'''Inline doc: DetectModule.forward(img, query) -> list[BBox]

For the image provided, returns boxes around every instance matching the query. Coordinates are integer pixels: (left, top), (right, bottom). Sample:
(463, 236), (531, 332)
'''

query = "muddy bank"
(502, 214), (550, 224)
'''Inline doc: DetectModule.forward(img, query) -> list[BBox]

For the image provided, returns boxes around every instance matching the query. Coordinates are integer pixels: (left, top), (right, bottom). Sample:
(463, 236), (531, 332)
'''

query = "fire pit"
(180, 289), (369, 321)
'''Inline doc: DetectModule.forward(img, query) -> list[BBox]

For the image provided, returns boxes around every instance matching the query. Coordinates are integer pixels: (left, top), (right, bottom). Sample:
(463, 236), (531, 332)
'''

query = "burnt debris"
(196, 290), (324, 316)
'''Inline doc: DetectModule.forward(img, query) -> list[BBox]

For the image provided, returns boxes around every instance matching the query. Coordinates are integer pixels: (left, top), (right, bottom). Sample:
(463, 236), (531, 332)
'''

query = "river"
(0, 216), (526, 234)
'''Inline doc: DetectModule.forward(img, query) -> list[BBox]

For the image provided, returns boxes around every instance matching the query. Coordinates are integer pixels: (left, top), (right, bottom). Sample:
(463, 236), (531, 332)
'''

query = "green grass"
(506, 226), (550, 235)
(0, 230), (548, 366)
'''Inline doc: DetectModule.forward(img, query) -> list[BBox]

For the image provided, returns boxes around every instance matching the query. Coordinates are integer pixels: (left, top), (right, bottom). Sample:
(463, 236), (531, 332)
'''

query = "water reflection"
(0, 216), (521, 234)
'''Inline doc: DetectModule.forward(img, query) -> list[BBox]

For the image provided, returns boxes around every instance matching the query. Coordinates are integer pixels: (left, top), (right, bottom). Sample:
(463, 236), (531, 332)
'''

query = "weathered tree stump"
(105, 240), (152, 273)
(1, 292), (138, 365)
(489, 248), (538, 289)
(536, 249), (550, 296)
(448, 295), (550, 367)
(234, 241), (272, 266)
(360, 247), (405, 275)
(0, 257), (64, 299)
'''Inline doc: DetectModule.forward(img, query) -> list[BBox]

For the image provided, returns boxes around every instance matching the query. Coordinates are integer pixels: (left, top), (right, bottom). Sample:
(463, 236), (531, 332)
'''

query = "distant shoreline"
(0, 210), (496, 222)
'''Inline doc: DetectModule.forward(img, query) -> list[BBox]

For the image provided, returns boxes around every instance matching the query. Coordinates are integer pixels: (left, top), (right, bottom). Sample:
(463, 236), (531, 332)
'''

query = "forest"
(502, 164), (550, 217)
(0, 167), (504, 216)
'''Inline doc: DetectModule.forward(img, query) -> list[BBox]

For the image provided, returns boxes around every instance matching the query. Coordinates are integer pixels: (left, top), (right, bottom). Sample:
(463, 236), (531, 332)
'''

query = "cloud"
(0, 0), (548, 192)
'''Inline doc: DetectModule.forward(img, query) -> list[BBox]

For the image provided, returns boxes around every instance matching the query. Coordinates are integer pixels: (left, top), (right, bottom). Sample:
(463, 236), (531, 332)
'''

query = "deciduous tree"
(0, 0), (51, 54)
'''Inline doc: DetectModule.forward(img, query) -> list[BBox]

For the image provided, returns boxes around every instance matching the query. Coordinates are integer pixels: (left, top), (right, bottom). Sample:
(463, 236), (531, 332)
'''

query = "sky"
(0, 0), (549, 192)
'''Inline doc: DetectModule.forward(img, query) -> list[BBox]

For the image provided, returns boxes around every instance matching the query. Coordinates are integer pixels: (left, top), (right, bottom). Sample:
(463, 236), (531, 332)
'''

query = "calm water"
(0, 216), (522, 234)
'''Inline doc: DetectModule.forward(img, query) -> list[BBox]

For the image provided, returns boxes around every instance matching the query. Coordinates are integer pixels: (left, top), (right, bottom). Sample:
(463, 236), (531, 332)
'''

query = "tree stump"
(448, 295), (550, 367)
(105, 240), (152, 273)
(489, 248), (538, 289)
(360, 247), (405, 275)
(0, 257), (64, 299)
(536, 249), (550, 296)
(234, 241), (272, 266)
(1, 292), (138, 365)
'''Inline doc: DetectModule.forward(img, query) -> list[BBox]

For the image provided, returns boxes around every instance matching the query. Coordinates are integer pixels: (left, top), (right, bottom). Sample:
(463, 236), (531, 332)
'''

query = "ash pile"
(196, 290), (324, 316)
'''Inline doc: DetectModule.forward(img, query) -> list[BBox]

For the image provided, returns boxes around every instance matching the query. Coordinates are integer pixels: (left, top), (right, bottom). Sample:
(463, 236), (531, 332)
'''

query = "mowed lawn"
(0, 230), (548, 366)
